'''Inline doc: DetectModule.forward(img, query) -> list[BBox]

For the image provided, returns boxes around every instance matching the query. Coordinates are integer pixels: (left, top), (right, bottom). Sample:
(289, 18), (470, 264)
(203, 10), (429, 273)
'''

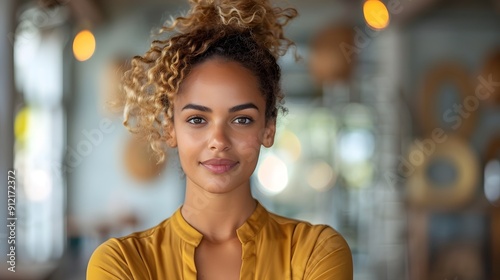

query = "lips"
(200, 158), (239, 174)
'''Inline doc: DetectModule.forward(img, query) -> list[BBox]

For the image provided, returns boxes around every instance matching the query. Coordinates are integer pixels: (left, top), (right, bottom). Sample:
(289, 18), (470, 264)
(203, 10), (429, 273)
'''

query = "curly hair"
(122, 0), (298, 163)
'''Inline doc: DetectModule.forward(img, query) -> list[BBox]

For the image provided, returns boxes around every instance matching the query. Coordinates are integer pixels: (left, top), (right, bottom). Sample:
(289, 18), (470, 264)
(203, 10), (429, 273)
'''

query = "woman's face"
(170, 58), (276, 194)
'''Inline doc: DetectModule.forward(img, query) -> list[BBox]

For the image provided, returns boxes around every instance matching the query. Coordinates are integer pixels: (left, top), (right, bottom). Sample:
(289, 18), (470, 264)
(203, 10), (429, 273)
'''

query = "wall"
(67, 5), (186, 238)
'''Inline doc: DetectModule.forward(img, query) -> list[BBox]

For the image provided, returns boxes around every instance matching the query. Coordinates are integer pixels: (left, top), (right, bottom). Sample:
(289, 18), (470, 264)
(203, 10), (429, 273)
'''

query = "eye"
(233, 117), (253, 125)
(187, 117), (206, 125)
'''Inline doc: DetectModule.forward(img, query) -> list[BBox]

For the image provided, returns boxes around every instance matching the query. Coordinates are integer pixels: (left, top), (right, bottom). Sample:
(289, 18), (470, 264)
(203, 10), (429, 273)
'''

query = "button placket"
(240, 240), (256, 279)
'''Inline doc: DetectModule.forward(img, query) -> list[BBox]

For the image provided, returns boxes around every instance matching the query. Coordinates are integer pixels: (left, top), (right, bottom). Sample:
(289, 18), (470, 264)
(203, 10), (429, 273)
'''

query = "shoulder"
(87, 237), (131, 279)
(104, 216), (172, 252)
(268, 211), (345, 244)
(267, 212), (353, 280)
(86, 217), (172, 279)
(298, 224), (352, 280)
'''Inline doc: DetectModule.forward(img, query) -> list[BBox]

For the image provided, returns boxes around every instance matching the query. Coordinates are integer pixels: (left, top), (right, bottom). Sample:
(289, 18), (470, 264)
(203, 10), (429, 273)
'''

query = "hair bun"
(167, 0), (297, 57)
(122, 0), (297, 163)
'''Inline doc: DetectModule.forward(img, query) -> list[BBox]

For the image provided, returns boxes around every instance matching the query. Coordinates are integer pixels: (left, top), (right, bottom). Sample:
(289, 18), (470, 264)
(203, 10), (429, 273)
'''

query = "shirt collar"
(171, 199), (269, 246)
(237, 200), (269, 243)
(171, 206), (204, 247)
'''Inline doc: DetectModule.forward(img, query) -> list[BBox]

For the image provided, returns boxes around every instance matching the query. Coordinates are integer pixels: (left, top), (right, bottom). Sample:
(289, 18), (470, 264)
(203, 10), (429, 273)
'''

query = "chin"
(197, 177), (250, 194)
(202, 184), (239, 194)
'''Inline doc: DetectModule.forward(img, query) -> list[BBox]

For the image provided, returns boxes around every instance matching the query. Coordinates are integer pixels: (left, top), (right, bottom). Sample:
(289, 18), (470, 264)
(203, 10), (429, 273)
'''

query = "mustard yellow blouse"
(87, 200), (353, 279)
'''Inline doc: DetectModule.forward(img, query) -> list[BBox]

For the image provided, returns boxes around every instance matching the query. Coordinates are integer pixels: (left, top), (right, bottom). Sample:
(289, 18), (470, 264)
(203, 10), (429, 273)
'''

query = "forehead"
(175, 58), (264, 107)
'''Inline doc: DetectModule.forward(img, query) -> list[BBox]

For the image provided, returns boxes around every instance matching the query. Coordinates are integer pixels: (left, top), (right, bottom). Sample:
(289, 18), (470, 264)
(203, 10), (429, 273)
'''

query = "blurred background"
(1, 0), (500, 279)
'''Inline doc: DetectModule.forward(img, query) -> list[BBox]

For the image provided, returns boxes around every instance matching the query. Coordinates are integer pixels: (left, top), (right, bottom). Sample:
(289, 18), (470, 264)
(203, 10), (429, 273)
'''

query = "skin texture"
(168, 58), (276, 279)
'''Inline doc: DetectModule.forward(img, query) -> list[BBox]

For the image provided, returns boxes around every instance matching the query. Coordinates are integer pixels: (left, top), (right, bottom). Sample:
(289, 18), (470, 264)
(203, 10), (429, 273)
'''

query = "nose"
(208, 123), (231, 152)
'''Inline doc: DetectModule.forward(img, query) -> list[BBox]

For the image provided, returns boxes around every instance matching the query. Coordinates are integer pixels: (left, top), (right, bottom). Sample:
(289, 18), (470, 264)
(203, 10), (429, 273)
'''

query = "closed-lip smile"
(200, 158), (239, 174)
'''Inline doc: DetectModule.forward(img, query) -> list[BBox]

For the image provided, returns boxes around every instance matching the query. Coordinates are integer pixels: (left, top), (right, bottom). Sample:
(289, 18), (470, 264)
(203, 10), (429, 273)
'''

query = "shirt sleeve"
(86, 238), (134, 280)
(304, 226), (353, 280)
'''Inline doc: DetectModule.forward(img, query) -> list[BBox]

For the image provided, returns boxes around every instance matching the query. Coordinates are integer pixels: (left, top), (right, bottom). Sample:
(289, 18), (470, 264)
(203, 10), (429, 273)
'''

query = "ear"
(262, 119), (276, 148)
(166, 124), (177, 148)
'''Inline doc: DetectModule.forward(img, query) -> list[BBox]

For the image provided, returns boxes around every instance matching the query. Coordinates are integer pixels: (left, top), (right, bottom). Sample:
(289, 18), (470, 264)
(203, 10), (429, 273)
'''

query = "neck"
(181, 179), (257, 244)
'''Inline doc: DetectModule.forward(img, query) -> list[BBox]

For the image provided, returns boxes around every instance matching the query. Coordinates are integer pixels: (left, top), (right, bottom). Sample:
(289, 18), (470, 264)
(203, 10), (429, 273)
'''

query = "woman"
(87, 0), (353, 279)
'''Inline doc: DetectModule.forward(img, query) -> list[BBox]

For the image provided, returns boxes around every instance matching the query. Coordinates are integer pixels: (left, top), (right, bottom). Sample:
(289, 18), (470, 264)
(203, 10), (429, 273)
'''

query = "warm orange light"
(363, 0), (390, 30)
(73, 30), (96, 61)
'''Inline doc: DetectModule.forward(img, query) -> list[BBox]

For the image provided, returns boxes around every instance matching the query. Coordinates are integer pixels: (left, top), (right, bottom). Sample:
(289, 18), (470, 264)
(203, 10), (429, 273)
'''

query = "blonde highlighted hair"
(122, 0), (297, 163)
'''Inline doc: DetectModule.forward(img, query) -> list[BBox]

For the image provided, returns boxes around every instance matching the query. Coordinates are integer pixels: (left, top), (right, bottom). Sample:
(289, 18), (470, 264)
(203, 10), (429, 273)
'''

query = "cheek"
(174, 128), (203, 165)
(173, 121), (205, 144)
(235, 135), (262, 165)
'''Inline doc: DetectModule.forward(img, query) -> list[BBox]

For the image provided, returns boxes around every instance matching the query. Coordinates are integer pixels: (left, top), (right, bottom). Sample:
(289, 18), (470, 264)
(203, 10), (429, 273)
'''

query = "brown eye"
(233, 117), (253, 125)
(187, 117), (206, 125)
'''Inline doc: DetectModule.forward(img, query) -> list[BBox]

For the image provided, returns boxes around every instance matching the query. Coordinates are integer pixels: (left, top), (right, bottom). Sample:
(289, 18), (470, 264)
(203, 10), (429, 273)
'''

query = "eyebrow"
(228, 103), (259, 113)
(181, 103), (259, 113)
(181, 104), (211, 112)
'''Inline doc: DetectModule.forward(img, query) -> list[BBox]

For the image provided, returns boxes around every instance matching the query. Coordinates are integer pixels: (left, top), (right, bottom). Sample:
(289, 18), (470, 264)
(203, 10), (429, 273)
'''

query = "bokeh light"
(14, 107), (30, 142)
(277, 129), (302, 162)
(363, 0), (390, 30)
(26, 169), (53, 201)
(73, 29), (96, 61)
(257, 154), (288, 195)
(339, 129), (375, 164)
(484, 160), (500, 206)
(307, 161), (336, 191)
